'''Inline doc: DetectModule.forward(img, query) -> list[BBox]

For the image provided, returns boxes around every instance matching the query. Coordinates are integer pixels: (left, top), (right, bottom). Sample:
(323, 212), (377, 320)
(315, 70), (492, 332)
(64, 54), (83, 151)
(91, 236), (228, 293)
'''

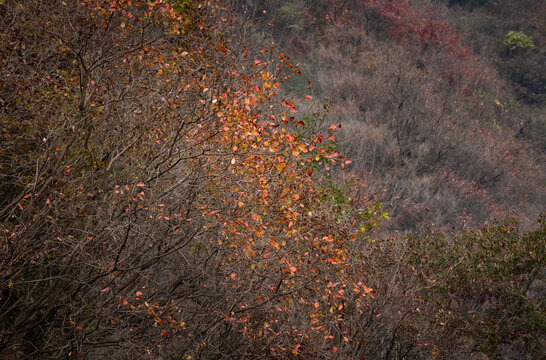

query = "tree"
(0, 1), (386, 358)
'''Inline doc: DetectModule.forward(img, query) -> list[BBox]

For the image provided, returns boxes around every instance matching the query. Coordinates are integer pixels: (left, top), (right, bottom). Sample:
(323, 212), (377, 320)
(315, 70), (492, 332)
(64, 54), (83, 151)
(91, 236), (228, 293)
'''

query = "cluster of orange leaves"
(84, 0), (382, 356)
(2, 0), (383, 357)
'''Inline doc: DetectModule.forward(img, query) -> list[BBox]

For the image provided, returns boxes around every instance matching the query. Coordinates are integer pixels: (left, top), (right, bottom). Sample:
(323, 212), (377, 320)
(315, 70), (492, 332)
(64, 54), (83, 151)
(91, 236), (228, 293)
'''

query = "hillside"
(237, 0), (545, 232)
(0, 1), (544, 359)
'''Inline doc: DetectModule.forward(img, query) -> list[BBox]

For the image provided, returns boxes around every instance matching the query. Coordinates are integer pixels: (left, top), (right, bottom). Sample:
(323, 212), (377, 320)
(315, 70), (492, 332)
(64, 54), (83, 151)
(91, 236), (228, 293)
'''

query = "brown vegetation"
(1, 0), (544, 359)
(240, 0), (545, 231)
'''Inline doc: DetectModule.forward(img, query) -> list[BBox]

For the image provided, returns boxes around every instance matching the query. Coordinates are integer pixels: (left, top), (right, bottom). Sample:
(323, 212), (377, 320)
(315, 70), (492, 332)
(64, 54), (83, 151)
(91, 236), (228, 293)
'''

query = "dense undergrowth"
(0, 0), (544, 359)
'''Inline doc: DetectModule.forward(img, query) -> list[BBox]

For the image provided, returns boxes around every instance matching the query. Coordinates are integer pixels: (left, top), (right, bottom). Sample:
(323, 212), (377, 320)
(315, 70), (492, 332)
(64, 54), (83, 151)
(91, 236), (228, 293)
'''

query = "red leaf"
(362, 284), (373, 294)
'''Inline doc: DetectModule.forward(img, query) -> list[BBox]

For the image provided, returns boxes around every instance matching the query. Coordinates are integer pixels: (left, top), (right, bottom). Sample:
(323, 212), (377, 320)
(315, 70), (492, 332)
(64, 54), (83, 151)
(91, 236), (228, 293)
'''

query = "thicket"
(354, 216), (545, 360)
(0, 0), (544, 359)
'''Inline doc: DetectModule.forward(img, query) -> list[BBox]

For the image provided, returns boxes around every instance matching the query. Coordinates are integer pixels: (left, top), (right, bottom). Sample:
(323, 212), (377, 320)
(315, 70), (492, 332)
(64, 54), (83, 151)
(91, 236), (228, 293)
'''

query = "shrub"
(504, 31), (535, 51)
(0, 1), (385, 358)
(405, 216), (545, 358)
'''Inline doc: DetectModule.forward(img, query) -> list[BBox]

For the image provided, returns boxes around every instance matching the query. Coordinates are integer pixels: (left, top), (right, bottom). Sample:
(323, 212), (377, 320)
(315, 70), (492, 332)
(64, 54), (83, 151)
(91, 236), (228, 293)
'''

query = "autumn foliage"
(1, 0), (544, 359)
(0, 0), (388, 358)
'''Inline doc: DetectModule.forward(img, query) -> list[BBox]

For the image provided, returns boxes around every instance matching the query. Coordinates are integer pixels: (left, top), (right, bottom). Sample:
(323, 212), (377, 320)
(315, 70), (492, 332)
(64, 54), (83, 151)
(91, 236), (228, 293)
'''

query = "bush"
(404, 216), (546, 358)
(504, 31), (535, 51)
(325, 215), (545, 359)
(0, 1), (386, 358)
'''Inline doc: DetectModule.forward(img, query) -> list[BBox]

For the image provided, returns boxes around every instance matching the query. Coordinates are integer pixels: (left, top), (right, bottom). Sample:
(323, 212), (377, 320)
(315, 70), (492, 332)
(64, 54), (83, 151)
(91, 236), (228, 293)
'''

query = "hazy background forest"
(0, 0), (544, 359)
